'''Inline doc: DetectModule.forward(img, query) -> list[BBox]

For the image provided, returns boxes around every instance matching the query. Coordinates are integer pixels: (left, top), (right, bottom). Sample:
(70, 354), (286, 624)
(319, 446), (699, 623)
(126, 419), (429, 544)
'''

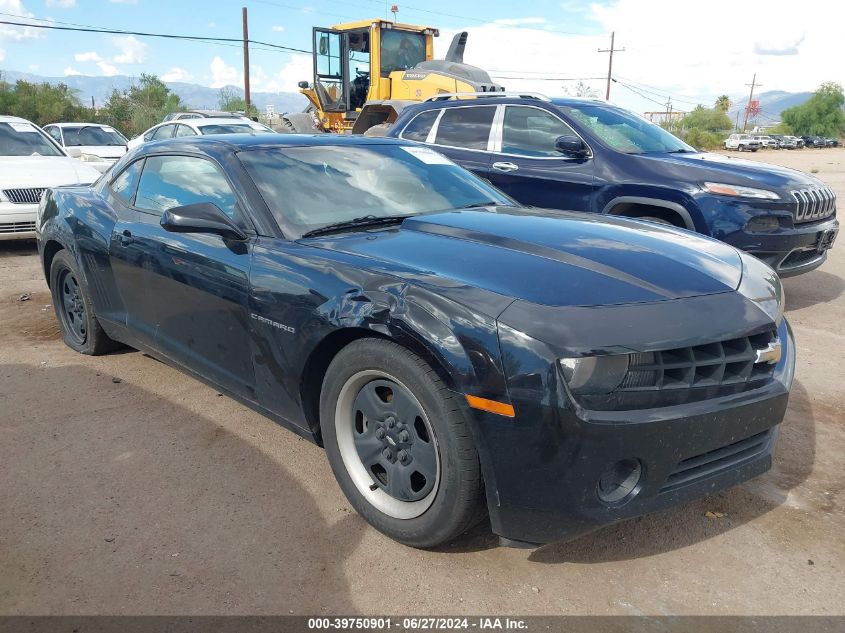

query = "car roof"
(189, 118), (263, 127)
(141, 134), (414, 152)
(0, 115), (34, 124)
(49, 122), (115, 128)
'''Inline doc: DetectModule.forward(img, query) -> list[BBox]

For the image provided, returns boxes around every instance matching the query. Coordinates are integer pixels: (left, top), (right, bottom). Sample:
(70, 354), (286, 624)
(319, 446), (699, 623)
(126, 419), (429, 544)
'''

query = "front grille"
(619, 329), (778, 393)
(660, 430), (772, 492)
(790, 186), (836, 223)
(0, 221), (36, 234)
(2, 187), (47, 204)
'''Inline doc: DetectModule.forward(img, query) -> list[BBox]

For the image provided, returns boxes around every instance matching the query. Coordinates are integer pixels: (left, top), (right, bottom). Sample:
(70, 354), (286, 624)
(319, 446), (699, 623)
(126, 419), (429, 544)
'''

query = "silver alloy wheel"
(335, 370), (440, 519)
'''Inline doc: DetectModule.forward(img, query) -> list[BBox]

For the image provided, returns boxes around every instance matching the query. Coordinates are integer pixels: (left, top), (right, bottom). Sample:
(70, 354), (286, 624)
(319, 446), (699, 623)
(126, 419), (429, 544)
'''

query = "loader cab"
(306, 20), (437, 130)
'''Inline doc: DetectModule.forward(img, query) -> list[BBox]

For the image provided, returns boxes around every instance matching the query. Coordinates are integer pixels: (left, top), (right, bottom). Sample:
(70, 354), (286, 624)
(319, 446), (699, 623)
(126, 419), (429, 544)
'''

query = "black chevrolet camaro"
(37, 135), (794, 547)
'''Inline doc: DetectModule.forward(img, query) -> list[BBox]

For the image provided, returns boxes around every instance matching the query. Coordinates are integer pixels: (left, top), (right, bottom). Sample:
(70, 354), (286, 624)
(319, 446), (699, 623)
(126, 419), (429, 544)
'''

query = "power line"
(613, 74), (706, 107)
(612, 78), (671, 108)
(0, 16), (311, 54)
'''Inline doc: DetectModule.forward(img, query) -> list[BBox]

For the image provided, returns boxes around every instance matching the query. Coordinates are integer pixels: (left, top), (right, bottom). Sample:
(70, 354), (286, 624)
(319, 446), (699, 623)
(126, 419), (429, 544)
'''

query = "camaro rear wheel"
(50, 250), (119, 355)
(320, 338), (485, 548)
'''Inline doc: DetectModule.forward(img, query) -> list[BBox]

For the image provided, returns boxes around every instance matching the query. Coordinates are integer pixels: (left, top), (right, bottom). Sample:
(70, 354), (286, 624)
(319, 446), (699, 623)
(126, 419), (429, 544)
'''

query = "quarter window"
(175, 124), (198, 138)
(433, 106), (496, 151)
(134, 155), (238, 220)
(46, 127), (63, 144)
(502, 106), (579, 157)
(400, 110), (439, 142)
(150, 124), (176, 141)
(110, 159), (144, 205)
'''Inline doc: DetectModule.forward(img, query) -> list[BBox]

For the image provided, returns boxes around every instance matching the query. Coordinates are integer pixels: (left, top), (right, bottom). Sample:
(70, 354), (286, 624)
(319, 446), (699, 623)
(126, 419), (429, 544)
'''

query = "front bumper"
(472, 319), (794, 545)
(0, 204), (38, 240)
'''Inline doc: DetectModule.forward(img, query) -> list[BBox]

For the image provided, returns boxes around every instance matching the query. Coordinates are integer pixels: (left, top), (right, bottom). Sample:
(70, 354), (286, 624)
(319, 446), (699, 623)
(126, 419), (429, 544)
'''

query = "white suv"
(0, 116), (102, 240)
(723, 133), (761, 152)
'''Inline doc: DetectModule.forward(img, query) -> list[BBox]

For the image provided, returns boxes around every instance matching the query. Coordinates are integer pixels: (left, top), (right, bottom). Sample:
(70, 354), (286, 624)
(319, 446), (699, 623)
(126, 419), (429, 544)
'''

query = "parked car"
(127, 118), (275, 149)
(43, 122), (129, 173)
(37, 135), (794, 547)
(163, 109), (250, 122)
(0, 115), (102, 240)
(724, 133), (761, 151)
(752, 135), (779, 149)
(801, 135), (826, 148)
(769, 134), (796, 149)
(387, 94), (839, 277)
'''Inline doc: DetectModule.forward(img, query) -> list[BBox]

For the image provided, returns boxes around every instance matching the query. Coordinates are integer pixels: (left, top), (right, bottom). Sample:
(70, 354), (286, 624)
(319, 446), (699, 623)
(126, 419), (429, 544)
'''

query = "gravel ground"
(1, 148), (843, 616)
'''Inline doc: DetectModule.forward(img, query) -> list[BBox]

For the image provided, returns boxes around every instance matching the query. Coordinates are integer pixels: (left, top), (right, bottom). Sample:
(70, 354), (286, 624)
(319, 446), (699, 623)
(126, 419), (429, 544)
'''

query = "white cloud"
(63, 66), (81, 76)
(210, 56), (240, 89)
(272, 25), (285, 32)
(28, 63), (39, 71)
(96, 61), (118, 76)
(0, 0), (42, 41)
(74, 51), (102, 62)
(493, 17), (547, 26)
(162, 67), (193, 82)
(111, 35), (147, 64)
(108, 0), (138, 3)
(0, 48), (5, 62)
(46, 0), (76, 7)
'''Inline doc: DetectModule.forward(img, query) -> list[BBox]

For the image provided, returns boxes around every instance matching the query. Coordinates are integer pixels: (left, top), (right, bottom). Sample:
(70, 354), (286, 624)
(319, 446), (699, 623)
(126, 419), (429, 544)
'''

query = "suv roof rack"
(424, 92), (551, 102)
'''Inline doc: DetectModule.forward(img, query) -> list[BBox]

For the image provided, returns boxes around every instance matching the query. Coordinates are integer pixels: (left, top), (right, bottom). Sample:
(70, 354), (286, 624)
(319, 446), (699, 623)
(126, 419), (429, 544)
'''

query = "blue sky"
(1, 0), (842, 115)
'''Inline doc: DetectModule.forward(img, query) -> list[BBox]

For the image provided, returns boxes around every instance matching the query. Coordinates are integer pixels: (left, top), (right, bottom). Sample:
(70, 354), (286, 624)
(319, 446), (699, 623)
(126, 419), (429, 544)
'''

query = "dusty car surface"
(36, 134), (794, 547)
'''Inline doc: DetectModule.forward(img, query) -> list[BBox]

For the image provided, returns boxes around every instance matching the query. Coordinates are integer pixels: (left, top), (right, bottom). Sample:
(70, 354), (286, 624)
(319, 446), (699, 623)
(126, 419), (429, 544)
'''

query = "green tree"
(781, 82), (844, 136)
(0, 79), (89, 126)
(715, 95), (731, 112)
(564, 81), (598, 98)
(97, 74), (186, 138)
(679, 105), (733, 132)
(218, 86), (258, 117)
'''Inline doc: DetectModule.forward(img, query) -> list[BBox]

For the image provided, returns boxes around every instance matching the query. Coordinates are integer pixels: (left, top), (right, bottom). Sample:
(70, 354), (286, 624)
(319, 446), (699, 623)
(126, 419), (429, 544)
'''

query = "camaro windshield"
(565, 104), (695, 154)
(61, 125), (127, 146)
(238, 144), (514, 238)
(0, 121), (64, 157)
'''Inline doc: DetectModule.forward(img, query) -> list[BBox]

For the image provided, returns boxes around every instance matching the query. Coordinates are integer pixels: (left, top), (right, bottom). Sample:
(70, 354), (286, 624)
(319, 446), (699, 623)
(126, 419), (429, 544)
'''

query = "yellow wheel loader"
(288, 19), (503, 135)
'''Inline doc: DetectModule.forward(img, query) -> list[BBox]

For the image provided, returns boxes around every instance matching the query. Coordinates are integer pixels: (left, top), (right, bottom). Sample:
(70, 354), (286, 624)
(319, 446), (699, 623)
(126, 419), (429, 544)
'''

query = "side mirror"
(555, 135), (589, 158)
(298, 80), (310, 89)
(66, 147), (82, 158)
(160, 202), (248, 241)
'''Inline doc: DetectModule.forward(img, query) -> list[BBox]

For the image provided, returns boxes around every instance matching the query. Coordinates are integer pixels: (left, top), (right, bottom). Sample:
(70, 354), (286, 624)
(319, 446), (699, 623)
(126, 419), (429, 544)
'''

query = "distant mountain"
(727, 89), (814, 123)
(0, 70), (308, 114)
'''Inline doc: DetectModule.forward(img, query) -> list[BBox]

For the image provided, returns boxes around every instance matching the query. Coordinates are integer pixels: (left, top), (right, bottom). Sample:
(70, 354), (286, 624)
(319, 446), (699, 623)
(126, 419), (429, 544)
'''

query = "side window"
(400, 109), (439, 143)
(501, 106), (580, 157)
(175, 124), (198, 138)
(134, 155), (239, 221)
(45, 127), (63, 144)
(150, 124), (175, 141)
(110, 159), (144, 205)
(433, 106), (496, 151)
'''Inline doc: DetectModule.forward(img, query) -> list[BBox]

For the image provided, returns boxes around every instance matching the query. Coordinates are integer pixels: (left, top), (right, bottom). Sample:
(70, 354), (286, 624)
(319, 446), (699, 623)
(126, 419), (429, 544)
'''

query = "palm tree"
(715, 95), (731, 112)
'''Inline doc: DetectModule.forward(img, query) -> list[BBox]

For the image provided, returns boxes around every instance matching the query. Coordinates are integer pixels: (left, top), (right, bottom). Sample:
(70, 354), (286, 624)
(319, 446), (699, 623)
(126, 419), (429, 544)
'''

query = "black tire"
(49, 250), (120, 355)
(281, 112), (321, 134)
(320, 338), (485, 548)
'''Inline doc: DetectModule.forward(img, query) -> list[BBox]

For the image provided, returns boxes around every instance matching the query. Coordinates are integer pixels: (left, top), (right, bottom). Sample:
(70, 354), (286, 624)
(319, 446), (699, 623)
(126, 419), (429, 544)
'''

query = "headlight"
(737, 251), (784, 324)
(559, 355), (629, 395)
(703, 182), (780, 200)
(79, 153), (104, 162)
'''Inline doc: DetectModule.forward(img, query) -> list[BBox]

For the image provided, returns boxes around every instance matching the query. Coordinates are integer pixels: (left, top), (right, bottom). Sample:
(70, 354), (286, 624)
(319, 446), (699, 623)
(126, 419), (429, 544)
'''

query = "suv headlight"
(703, 182), (780, 200)
(559, 355), (629, 395)
(736, 251), (784, 324)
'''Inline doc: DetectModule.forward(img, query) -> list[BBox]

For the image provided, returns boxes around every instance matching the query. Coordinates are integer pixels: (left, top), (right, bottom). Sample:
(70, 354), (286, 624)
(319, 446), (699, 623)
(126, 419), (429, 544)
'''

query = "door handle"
(492, 162), (519, 172)
(119, 229), (134, 246)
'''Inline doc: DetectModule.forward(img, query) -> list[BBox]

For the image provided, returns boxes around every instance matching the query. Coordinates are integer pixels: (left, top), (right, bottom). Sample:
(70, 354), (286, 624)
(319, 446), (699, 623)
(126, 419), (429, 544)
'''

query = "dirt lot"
(1, 148), (844, 616)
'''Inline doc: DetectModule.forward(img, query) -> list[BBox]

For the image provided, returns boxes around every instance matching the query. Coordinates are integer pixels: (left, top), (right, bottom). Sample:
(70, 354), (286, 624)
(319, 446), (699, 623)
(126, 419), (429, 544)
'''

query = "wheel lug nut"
(375, 428), (386, 440)
(398, 450), (409, 464)
(399, 430), (409, 442)
(382, 448), (392, 460)
(386, 417), (395, 429)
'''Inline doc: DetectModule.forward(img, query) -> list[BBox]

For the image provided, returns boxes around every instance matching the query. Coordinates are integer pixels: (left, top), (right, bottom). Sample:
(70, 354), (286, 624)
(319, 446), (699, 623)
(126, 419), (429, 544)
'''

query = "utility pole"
(742, 73), (760, 132)
(242, 6), (251, 115)
(598, 32), (624, 101)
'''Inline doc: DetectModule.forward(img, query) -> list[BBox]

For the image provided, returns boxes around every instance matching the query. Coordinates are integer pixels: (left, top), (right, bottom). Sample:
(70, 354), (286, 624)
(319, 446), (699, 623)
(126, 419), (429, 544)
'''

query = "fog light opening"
(597, 459), (643, 504)
(746, 216), (780, 233)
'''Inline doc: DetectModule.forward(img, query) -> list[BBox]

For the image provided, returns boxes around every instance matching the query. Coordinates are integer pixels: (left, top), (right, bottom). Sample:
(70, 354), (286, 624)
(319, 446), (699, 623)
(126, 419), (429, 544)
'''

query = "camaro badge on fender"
(250, 313), (295, 334)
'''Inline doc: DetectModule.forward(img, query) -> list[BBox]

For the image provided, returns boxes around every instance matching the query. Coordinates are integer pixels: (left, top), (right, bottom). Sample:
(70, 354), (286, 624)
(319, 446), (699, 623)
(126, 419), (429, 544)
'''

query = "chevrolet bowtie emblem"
(755, 340), (782, 365)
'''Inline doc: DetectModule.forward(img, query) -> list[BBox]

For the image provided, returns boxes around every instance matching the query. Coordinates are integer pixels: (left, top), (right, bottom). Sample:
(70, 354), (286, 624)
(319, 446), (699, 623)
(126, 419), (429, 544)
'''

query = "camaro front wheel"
(320, 338), (485, 548)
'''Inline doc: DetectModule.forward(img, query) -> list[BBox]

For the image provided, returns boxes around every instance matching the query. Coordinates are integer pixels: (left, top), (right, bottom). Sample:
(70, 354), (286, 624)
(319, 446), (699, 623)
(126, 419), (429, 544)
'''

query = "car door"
(130, 154), (256, 399)
(422, 105), (496, 180)
(485, 105), (595, 212)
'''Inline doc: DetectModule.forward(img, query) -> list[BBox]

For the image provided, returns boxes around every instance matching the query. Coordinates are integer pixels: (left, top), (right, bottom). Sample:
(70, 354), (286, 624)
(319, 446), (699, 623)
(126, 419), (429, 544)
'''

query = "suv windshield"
(198, 123), (266, 135)
(0, 121), (64, 157)
(565, 104), (695, 154)
(61, 125), (127, 146)
(238, 144), (513, 238)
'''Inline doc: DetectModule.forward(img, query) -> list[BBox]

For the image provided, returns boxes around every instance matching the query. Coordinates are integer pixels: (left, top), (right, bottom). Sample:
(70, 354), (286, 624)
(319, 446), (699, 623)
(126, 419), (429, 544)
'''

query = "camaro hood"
(0, 156), (102, 187)
(304, 208), (743, 309)
(640, 151), (823, 190)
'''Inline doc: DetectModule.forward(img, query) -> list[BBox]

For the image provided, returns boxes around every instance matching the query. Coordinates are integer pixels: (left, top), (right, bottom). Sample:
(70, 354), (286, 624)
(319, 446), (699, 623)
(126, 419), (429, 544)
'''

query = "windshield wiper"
(301, 214), (410, 238)
(666, 149), (696, 153)
(453, 201), (498, 210)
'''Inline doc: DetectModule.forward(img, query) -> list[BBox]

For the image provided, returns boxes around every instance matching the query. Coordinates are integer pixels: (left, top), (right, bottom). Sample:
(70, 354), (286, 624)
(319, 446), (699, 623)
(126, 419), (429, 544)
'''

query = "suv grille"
(3, 188), (47, 204)
(790, 186), (836, 223)
(0, 221), (36, 234)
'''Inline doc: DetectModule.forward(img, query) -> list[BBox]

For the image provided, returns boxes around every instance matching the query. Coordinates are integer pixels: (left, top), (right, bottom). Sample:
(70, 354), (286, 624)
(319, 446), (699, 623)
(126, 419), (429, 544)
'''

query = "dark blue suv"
(387, 94), (838, 277)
